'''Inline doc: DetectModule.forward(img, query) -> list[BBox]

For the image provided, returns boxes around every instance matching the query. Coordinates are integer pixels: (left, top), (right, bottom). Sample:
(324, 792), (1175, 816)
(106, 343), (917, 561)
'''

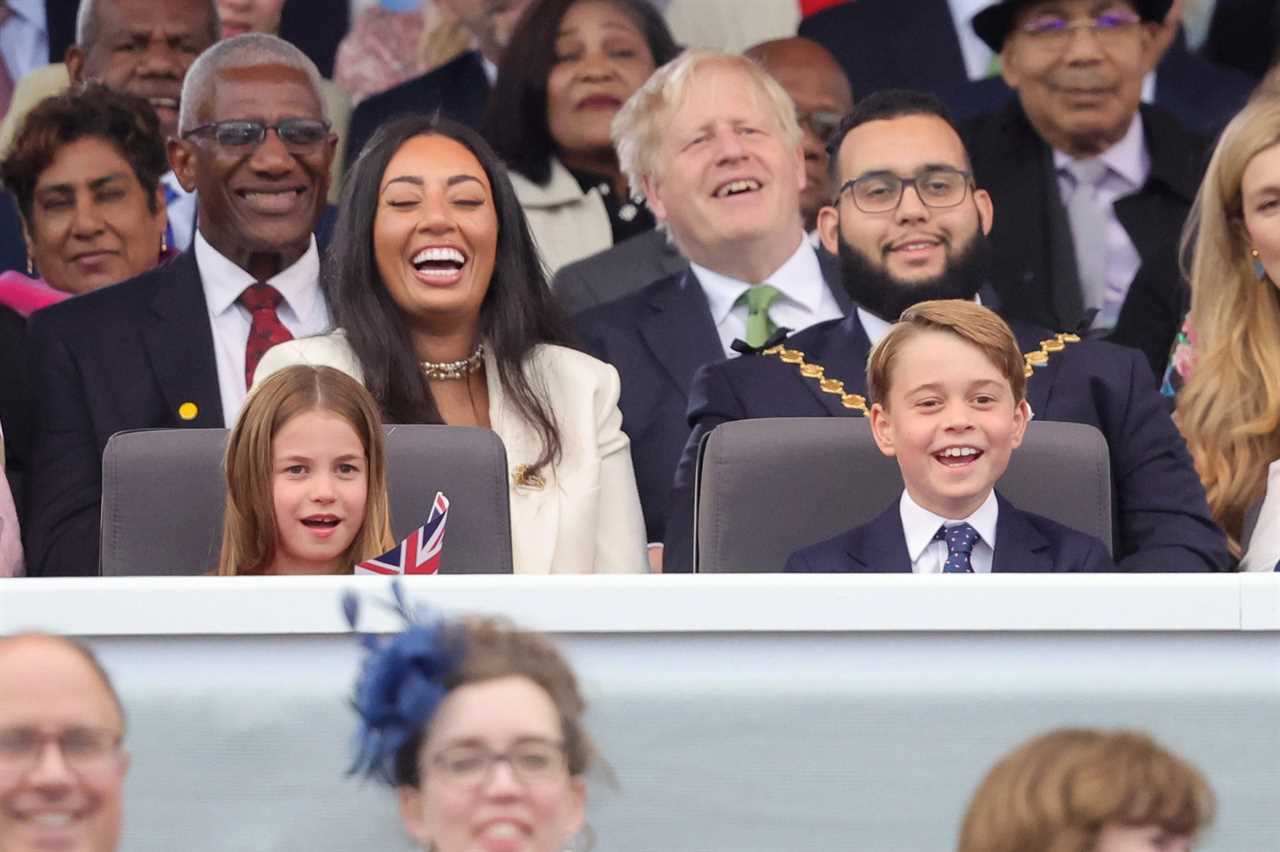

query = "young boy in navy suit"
(786, 300), (1113, 573)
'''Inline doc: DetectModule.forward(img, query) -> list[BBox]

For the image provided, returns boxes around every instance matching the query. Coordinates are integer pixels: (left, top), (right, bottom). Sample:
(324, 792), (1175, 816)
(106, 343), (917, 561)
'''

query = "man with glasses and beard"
(661, 89), (1230, 575)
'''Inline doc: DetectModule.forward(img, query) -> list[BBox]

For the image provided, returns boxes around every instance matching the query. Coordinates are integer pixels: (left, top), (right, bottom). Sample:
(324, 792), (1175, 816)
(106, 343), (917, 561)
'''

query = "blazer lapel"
(786, 312), (874, 417)
(141, 249), (224, 428)
(990, 492), (1054, 572)
(1009, 319), (1056, 417)
(638, 270), (724, 396)
(817, 245), (852, 313)
(845, 503), (913, 573)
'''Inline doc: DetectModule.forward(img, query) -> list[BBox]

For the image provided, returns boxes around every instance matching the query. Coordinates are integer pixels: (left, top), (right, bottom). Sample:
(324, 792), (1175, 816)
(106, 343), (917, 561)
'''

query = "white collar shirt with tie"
(1053, 112), (1150, 330)
(693, 236), (843, 358)
(195, 231), (330, 425)
(900, 488), (998, 573)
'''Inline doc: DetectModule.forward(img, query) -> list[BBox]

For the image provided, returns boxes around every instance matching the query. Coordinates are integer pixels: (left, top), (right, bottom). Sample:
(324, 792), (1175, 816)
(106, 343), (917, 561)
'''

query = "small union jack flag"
(356, 492), (450, 575)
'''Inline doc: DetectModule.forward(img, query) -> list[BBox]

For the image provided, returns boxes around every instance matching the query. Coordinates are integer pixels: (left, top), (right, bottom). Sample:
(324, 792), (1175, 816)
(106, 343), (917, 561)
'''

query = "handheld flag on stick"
(356, 492), (450, 575)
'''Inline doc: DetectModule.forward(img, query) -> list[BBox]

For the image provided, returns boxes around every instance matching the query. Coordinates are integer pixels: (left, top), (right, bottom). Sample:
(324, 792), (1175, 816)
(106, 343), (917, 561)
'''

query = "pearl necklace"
(420, 343), (485, 381)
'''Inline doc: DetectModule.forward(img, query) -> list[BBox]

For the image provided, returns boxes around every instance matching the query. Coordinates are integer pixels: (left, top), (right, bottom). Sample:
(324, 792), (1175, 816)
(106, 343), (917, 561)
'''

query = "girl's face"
(268, 408), (369, 575)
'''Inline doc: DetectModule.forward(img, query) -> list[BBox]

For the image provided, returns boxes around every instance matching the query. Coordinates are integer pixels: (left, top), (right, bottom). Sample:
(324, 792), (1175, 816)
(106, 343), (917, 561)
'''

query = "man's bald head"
(744, 37), (854, 230)
(0, 634), (124, 728)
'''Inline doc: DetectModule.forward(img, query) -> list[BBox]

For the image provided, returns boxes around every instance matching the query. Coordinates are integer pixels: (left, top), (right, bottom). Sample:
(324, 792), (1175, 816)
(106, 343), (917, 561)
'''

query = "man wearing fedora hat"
(962, 0), (1207, 379)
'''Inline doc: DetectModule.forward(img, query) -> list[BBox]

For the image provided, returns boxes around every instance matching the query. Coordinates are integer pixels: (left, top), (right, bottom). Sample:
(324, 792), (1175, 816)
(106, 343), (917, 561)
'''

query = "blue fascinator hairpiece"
(344, 581), (463, 784)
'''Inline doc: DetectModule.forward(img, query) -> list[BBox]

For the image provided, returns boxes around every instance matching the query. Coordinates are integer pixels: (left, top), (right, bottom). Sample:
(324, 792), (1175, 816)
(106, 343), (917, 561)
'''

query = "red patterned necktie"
(239, 282), (293, 389)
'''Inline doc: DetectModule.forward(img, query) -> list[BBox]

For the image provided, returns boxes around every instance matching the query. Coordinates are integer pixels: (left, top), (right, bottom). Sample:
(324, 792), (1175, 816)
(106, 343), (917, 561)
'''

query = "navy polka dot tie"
(935, 522), (980, 573)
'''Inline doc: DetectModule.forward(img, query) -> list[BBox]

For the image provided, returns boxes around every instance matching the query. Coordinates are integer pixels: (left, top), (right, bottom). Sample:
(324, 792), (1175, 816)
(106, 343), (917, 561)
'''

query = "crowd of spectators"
(0, 0), (1276, 580)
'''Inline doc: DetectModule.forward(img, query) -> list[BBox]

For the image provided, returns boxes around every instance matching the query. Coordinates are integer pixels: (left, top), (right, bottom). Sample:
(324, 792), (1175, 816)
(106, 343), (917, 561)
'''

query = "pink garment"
(334, 7), (427, 105)
(0, 270), (70, 317)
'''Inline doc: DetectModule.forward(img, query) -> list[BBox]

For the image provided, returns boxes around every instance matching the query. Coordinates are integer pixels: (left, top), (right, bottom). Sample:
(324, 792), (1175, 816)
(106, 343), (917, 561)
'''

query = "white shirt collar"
(194, 230), (322, 321)
(1053, 111), (1149, 191)
(692, 235), (824, 328)
(900, 488), (999, 564)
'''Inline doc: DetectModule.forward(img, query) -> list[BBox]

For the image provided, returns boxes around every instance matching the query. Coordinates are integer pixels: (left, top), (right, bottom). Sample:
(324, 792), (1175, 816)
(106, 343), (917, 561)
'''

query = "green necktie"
(739, 283), (782, 348)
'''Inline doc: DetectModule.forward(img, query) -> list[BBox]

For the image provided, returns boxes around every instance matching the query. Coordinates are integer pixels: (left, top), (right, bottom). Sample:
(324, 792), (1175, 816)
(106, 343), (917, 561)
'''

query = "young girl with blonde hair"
(217, 365), (394, 575)
(1171, 92), (1280, 555)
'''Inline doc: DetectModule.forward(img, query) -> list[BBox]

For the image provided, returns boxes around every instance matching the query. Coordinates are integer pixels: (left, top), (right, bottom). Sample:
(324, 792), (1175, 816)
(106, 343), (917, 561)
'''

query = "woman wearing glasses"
(254, 115), (647, 574)
(347, 591), (595, 852)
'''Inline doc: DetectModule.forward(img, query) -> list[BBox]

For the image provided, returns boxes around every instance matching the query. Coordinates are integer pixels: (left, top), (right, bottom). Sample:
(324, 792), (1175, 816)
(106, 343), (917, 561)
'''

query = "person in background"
(0, 633), (130, 851)
(786, 300), (1113, 573)
(0, 1), (78, 121)
(482, 0), (680, 277)
(0, 83), (169, 318)
(345, 591), (595, 852)
(958, 728), (1215, 852)
(575, 50), (850, 553)
(551, 35), (852, 315)
(342, 0), (537, 168)
(1168, 94), (1280, 563)
(217, 365), (394, 575)
(335, 1), (471, 106)
(255, 115), (647, 574)
(22, 33), (337, 577)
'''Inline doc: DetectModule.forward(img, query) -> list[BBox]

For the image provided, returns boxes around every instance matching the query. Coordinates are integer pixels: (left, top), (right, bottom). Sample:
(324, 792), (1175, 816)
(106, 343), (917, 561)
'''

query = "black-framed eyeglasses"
(1016, 9), (1143, 53)
(426, 740), (568, 789)
(0, 726), (123, 777)
(837, 167), (973, 213)
(182, 118), (332, 150)
(796, 108), (843, 143)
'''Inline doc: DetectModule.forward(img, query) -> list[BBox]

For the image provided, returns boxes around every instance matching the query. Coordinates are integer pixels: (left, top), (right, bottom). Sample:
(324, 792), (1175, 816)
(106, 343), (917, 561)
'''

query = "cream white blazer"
(508, 158), (613, 279)
(254, 333), (648, 574)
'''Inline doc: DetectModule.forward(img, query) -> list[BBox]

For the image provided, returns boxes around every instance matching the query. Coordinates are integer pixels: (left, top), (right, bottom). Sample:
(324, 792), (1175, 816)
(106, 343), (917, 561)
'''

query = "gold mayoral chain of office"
(759, 332), (1083, 415)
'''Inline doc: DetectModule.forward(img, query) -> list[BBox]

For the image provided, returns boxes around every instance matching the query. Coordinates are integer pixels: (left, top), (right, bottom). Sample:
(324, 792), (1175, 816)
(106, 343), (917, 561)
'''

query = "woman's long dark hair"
(327, 115), (574, 474)
(483, 0), (681, 185)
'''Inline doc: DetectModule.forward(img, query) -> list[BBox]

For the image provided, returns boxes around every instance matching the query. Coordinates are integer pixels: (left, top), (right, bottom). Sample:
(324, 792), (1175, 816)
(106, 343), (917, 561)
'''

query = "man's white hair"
(178, 33), (328, 135)
(612, 50), (803, 203)
(76, 0), (219, 51)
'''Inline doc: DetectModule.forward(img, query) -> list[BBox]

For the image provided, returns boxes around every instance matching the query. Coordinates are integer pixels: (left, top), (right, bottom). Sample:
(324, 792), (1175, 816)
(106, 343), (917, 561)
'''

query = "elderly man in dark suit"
(965, 0), (1206, 378)
(342, 0), (534, 168)
(22, 33), (337, 577)
(553, 36), (853, 315)
(576, 50), (851, 555)
(662, 89), (1230, 574)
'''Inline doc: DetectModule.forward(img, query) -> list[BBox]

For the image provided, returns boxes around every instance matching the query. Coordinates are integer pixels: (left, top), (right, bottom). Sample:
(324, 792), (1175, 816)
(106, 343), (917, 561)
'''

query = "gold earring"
(25, 254), (32, 276)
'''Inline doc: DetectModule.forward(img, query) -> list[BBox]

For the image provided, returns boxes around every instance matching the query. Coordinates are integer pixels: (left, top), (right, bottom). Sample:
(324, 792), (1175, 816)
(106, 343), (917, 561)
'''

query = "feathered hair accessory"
(344, 581), (463, 784)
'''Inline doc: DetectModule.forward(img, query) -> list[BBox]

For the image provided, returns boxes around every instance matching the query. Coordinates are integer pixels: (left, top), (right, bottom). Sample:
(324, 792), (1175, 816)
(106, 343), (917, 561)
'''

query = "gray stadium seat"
(100, 425), (512, 575)
(694, 418), (1111, 572)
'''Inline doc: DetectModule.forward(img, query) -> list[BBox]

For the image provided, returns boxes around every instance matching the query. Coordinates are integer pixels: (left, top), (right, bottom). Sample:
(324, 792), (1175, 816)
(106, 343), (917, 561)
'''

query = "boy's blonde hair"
(867, 300), (1026, 405)
(216, 365), (395, 575)
(958, 728), (1215, 852)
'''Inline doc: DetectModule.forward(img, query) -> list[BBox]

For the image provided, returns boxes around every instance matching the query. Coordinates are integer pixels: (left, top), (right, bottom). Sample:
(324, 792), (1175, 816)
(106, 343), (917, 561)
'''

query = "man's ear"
(869, 402), (897, 458)
(817, 205), (840, 256)
(65, 45), (86, 84)
(974, 188), (994, 236)
(998, 44), (1019, 90)
(167, 138), (199, 194)
(641, 173), (666, 221)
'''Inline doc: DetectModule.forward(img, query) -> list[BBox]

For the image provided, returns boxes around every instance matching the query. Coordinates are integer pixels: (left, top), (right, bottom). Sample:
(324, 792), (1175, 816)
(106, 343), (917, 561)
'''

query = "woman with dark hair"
(482, 0), (680, 276)
(256, 114), (647, 574)
(0, 81), (170, 317)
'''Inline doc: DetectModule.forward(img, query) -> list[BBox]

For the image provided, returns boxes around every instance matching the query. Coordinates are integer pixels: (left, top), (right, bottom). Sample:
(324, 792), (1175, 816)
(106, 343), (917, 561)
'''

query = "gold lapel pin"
(178, 402), (199, 421)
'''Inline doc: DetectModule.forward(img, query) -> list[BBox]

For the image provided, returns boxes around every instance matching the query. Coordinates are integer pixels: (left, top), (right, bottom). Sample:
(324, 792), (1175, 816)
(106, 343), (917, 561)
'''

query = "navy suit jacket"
(664, 311), (1231, 574)
(46, 0), (76, 64)
(785, 492), (1114, 573)
(24, 249), (227, 576)
(344, 50), (490, 169)
(800, 0), (1252, 137)
(576, 252), (849, 542)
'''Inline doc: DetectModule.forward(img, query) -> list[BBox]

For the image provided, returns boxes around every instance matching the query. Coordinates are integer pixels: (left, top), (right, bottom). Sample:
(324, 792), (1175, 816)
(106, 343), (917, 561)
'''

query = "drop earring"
(25, 253), (32, 277)
(161, 230), (168, 255)
(1252, 248), (1268, 281)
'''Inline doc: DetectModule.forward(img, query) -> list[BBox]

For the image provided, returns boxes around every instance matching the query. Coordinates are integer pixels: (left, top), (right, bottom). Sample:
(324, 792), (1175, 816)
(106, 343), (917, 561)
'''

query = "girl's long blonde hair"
(216, 366), (395, 575)
(1175, 92), (1280, 551)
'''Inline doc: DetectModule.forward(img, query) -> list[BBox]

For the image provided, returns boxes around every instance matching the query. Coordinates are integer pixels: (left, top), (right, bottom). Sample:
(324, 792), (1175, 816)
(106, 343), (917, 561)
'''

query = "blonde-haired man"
(576, 51), (850, 557)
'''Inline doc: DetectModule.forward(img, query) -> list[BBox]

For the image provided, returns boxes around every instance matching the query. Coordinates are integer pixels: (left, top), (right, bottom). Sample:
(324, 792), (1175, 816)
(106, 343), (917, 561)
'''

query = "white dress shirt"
(692, 237), (844, 358)
(162, 171), (198, 251)
(900, 488), (998, 573)
(0, 0), (46, 85)
(1054, 114), (1150, 328)
(195, 232), (330, 425)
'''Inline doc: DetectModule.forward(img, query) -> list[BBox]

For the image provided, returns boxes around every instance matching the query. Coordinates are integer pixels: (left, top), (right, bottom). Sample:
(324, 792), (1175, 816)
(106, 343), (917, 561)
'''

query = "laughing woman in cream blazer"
(255, 115), (647, 574)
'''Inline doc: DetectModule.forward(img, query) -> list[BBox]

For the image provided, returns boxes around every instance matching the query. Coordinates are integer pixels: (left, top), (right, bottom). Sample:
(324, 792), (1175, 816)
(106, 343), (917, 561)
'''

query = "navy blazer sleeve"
(22, 310), (104, 576)
(1103, 349), (1231, 572)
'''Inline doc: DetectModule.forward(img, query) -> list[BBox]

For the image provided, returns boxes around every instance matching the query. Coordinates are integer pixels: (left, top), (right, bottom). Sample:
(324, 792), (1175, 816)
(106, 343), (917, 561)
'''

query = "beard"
(837, 228), (992, 323)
